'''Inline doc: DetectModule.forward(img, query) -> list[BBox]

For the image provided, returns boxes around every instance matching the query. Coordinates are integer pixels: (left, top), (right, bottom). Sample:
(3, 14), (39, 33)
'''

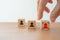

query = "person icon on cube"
(44, 23), (48, 29)
(20, 21), (23, 25)
(30, 22), (34, 27)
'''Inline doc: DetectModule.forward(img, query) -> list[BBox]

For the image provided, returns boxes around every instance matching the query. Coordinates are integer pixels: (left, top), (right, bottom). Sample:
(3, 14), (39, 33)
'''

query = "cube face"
(18, 19), (25, 27)
(28, 20), (36, 29)
(41, 20), (50, 30)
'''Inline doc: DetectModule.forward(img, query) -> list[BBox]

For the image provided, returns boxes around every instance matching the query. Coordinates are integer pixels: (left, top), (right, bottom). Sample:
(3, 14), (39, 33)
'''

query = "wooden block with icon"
(28, 20), (36, 29)
(18, 19), (25, 27)
(41, 20), (50, 30)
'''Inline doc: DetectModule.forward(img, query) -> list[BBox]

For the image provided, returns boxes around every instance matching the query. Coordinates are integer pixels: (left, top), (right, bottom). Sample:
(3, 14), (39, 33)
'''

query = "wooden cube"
(28, 20), (36, 29)
(18, 19), (25, 27)
(41, 20), (50, 30)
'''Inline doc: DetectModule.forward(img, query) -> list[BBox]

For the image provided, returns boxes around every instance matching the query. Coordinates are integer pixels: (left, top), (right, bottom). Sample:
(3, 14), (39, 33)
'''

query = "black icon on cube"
(20, 20), (23, 25)
(18, 19), (25, 27)
(30, 22), (34, 27)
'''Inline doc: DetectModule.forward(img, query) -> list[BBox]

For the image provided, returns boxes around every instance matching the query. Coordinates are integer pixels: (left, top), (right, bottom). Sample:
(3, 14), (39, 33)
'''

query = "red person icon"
(43, 23), (48, 29)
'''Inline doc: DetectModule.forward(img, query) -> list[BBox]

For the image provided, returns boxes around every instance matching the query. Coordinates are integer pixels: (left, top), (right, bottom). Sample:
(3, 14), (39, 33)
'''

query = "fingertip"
(50, 18), (55, 22)
(50, 13), (56, 22)
(47, 10), (50, 13)
(38, 15), (42, 20)
(38, 18), (40, 20)
(45, 7), (50, 13)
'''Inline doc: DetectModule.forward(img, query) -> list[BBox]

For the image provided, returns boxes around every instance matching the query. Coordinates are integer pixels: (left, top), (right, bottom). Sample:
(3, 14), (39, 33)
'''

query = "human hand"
(37, 0), (60, 22)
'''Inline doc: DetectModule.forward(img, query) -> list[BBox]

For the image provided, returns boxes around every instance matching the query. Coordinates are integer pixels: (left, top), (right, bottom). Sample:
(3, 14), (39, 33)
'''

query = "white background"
(0, 0), (60, 22)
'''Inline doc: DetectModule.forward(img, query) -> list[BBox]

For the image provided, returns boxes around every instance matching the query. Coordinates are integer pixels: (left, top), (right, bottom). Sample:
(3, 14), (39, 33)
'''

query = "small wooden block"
(41, 20), (50, 30)
(18, 19), (25, 27)
(28, 20), (36, 29)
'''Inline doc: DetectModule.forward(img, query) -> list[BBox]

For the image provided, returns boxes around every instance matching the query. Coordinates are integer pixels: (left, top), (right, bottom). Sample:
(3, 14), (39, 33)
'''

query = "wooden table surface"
(0, 22), (60, 40)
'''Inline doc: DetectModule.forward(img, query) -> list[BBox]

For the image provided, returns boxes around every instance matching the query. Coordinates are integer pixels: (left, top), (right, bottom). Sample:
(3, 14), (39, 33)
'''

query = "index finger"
(38, 0), (49, 20)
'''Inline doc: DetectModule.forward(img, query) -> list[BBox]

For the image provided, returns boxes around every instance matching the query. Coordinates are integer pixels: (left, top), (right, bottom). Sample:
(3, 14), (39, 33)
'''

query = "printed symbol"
(30, 22), (34, 27)
(20, 21), (23, 25)
(44, 23), (48, 28)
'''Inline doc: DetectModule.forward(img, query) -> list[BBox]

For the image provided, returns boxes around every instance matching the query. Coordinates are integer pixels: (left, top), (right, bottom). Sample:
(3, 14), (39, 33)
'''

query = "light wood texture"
(0, 22), (60, 40)
(28, 20), (36, 29)
(18, 19), (25, 27)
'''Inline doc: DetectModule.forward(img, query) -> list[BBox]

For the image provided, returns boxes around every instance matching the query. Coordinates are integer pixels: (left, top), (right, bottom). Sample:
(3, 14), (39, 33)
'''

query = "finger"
(48, 0), (53, 3)
(50, 4), (60, 22)
(37, 0), (53, 6)
(38, 8), (43, 20)
(38, 0), (49, 20)
(37, 0), (40, 5)
(37, 0), (40, 10)
(37, 0), (53, 11)
(44, 7), (50, 13)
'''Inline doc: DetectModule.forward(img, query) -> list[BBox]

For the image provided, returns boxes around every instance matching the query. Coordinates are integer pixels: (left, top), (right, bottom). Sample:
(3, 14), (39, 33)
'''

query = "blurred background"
(0, 0), (60, 22)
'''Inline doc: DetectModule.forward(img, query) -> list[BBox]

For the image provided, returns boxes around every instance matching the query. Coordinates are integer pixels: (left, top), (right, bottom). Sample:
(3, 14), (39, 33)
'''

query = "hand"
(37, 0), (60, 22)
